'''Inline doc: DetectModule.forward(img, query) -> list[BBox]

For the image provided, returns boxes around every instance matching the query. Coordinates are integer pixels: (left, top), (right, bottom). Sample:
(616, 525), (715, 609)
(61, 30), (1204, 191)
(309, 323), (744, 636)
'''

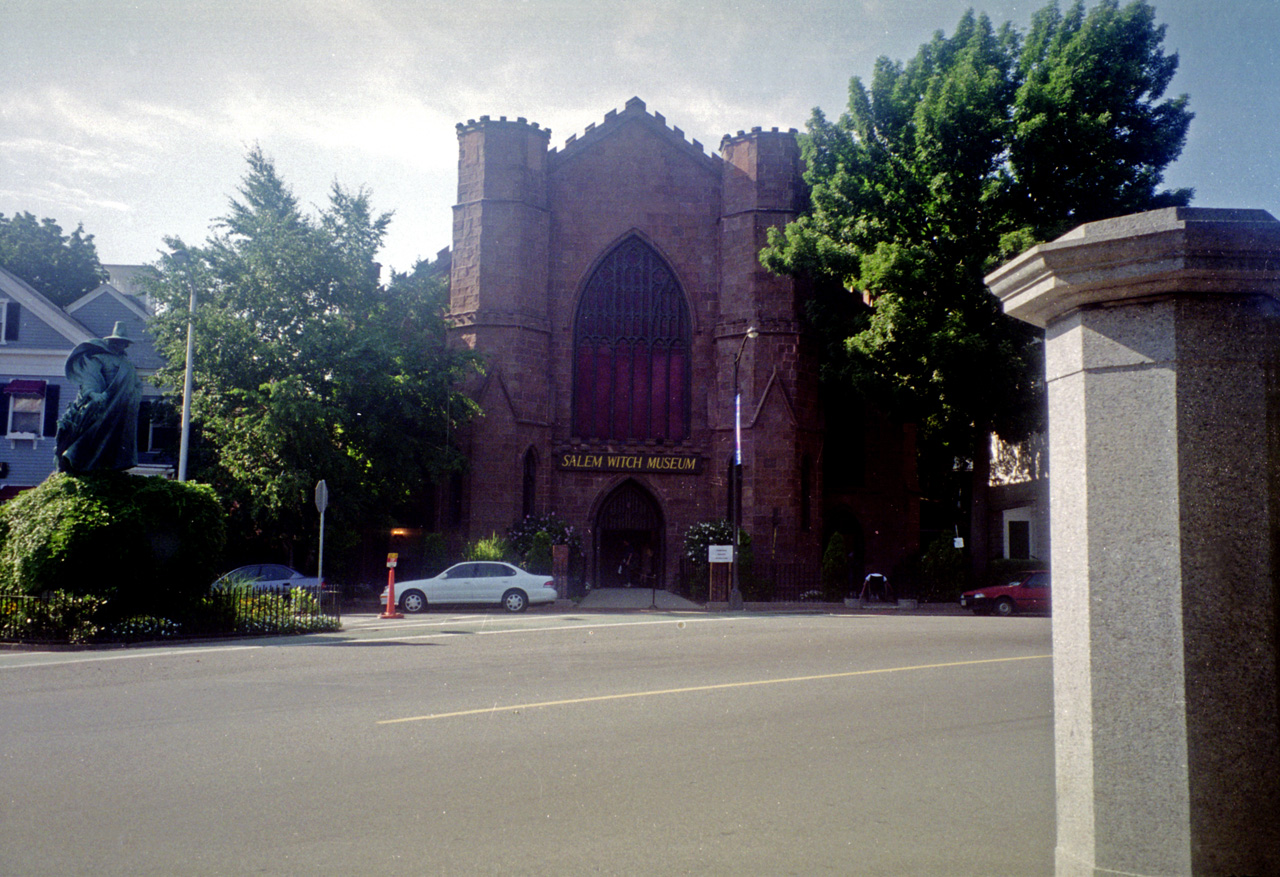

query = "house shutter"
(3, 302), (18, 341)
(42, 385), (60, 436)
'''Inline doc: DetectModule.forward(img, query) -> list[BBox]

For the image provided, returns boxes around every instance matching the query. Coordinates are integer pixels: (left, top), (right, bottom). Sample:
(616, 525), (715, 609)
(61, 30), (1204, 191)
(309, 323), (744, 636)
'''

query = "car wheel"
(995, 597), (1015, 617)
(400, 590), (428, 613)
(502, 589), (528, 613)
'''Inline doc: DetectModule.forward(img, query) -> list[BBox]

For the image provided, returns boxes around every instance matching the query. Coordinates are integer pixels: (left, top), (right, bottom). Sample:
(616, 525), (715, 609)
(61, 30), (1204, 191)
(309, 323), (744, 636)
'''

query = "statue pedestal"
(989, 208), (1280, 877)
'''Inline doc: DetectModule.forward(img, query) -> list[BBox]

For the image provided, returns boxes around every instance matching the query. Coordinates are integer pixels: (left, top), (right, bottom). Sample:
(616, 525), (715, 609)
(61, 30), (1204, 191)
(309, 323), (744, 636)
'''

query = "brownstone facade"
(446, 97), (918, 593)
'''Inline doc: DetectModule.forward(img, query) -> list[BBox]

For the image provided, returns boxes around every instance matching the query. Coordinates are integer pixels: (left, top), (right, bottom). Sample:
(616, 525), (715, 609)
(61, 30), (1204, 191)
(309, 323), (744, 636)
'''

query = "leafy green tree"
(0, 212), (108, 306)
(146, 147), (481, 573)
(762, 1), (1192, 558)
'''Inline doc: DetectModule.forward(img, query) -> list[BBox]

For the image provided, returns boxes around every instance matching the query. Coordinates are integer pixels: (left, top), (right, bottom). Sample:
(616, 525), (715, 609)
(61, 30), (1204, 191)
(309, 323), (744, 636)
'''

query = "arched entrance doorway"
(595, 480), (662, 589)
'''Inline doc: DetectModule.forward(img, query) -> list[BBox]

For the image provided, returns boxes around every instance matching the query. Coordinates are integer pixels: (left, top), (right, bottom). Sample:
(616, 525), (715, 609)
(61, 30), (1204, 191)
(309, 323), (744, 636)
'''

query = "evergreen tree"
(146, 147), (480, 569)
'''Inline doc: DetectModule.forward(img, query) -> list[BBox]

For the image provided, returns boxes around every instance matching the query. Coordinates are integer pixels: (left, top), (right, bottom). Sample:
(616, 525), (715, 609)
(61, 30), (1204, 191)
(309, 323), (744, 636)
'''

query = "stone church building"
(444, 97), (918, 594)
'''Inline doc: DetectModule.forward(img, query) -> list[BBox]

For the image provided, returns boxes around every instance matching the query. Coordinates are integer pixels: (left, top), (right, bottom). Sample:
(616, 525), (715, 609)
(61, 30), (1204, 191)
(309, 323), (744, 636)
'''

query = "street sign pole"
(314, 480), (329, 598)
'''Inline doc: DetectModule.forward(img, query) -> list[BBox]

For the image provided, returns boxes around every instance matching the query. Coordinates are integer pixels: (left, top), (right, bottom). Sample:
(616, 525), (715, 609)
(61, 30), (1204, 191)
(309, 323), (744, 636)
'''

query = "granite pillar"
(987, 207), (1280, 877)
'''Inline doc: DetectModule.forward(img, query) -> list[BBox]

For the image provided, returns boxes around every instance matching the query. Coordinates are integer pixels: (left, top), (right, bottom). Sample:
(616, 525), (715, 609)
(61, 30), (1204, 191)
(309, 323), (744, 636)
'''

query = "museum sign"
(557, 452), (703, 474)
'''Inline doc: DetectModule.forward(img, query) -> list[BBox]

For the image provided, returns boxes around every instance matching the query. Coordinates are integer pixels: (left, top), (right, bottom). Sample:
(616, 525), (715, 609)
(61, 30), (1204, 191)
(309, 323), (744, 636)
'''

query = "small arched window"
(572, 237), (692, 441)
(522, 447), (537, 518)
(800, 454), (813, 532)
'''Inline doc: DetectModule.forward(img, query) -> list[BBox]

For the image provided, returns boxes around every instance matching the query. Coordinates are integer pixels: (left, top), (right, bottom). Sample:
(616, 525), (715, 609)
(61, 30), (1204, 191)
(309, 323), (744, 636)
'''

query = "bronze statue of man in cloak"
(55, 321), (142, 474)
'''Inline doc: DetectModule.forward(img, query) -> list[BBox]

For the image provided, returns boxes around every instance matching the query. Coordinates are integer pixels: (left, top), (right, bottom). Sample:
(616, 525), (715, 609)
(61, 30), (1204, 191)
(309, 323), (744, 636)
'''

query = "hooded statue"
(55, 321), (142, 474)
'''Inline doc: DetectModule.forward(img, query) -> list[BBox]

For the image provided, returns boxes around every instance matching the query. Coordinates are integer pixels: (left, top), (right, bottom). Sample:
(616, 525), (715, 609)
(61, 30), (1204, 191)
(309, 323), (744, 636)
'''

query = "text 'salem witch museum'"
(444, 97), (919, 593)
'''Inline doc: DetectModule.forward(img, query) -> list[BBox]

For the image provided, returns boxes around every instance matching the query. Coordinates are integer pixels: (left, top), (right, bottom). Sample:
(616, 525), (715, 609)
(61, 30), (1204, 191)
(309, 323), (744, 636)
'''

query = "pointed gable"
(550, 96), (722, 180)
(0, 266), (94, 352)
(546, 97), (725, 317)
(66, 283), (164, 370)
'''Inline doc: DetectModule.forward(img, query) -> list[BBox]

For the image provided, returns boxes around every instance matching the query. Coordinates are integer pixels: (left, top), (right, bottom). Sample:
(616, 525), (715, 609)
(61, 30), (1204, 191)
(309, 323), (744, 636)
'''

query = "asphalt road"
(0, 610), (1053, 876)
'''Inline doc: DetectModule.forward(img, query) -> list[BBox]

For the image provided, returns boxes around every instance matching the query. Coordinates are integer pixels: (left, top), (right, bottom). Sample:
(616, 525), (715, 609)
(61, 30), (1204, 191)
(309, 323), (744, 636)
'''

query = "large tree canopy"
(147, 148), (480, 568)
(762, 0), (1192, 491)
(0, 212), (108, 306)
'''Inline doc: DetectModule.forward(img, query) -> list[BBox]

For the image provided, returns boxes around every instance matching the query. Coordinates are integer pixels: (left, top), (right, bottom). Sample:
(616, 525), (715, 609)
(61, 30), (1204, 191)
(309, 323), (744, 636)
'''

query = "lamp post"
(730, 325), (758, 609)
(174, 251), (197, 482)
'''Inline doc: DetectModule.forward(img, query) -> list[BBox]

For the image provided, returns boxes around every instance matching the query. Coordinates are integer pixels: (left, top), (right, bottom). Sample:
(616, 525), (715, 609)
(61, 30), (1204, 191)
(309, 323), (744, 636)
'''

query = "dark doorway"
(595, 480), (662, 588)
(1007, 519), (1031, 559)
(823, 506), (865, 593)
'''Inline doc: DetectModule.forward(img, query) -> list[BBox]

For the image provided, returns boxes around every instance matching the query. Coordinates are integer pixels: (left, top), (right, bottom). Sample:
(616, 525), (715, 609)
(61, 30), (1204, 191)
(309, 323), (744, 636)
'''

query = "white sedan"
(382, 561), (557, 613)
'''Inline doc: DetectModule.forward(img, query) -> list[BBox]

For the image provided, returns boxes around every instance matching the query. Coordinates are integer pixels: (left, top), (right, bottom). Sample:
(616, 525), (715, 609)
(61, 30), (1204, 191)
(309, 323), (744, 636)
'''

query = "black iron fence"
(754, 560), (826, 602)
(677, 558), (826, 603)
(0, 586), (342, 645)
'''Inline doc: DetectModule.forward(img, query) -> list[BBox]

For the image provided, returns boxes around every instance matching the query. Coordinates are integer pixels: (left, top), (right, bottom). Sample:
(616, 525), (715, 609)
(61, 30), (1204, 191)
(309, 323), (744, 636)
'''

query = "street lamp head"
(746, 325), (759, 339)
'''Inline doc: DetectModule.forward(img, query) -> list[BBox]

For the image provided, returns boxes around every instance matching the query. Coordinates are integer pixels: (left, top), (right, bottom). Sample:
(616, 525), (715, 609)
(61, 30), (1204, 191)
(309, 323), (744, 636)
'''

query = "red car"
(960, 570), (1050, 616)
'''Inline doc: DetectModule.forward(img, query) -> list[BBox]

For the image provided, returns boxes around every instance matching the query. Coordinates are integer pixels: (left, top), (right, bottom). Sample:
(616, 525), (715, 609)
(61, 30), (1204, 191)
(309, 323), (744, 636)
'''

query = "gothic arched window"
(522, 447), (537, 518)
(572, 237), (692, 442)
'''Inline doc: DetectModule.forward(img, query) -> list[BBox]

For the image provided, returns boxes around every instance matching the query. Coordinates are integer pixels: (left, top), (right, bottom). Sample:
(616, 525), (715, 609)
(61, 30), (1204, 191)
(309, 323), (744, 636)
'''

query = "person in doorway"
(619, 540), (637, 587)
(640, 545), (655, 589)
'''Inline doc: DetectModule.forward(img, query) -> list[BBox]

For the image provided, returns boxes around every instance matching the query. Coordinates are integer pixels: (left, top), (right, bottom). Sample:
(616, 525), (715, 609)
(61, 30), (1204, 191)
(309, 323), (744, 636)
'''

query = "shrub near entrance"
(682, 520), (754, 601)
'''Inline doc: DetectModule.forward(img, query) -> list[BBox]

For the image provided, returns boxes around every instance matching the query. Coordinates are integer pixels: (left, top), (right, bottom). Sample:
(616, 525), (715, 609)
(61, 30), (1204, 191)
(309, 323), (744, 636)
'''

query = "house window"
(8, 395), (41, 436)
(572, 237), (692, 442)
(136, 398), (178, 461)
(4, 380), (55, 439)
(1, 301), (19, 343)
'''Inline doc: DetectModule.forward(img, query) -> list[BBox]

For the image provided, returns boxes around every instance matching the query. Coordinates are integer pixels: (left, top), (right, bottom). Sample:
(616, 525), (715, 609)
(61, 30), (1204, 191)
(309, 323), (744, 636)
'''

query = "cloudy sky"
(2, 0), (1277, 275)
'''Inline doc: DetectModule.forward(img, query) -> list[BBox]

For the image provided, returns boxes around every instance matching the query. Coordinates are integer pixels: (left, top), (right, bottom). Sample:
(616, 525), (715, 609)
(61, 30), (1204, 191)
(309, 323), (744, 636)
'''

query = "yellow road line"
(378, 653), (1051, 725)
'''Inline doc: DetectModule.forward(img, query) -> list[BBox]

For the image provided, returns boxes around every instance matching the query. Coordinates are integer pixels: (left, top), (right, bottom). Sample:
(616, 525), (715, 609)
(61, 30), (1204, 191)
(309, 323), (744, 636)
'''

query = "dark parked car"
(960, 570), (1050, 616)
(213, 564), (320, 593)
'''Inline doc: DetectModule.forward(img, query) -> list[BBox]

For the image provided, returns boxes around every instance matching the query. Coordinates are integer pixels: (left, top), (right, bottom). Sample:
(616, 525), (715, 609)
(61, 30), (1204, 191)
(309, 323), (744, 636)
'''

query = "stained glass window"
(572, 237), (691, 441)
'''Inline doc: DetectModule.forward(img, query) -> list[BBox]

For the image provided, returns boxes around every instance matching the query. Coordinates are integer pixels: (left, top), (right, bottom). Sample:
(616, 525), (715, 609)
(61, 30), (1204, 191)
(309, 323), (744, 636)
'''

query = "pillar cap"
(987, 207), (1280, 328)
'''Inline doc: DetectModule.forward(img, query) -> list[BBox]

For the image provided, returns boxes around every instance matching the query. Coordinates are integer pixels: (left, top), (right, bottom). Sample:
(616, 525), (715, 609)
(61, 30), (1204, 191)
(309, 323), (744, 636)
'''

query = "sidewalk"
(346, 590), (966, 615)
(571, 588), (966, 615)
(573, 587), (702, 611)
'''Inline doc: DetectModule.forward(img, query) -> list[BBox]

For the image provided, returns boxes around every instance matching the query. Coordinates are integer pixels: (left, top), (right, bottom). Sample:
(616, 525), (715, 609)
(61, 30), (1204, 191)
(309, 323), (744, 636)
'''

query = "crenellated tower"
(449, 116), (554, 538)
(715, 127), (823, 569)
